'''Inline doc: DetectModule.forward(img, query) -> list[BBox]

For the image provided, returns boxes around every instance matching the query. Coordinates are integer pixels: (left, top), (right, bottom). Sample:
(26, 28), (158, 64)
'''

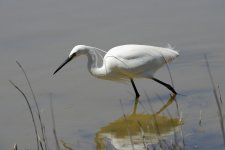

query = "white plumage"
(54, 44), (179, 97)
(102, 45), (179, 80)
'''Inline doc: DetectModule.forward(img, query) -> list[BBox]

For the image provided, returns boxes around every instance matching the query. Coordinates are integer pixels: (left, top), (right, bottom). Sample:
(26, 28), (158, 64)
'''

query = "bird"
(53, 44), (179, 98)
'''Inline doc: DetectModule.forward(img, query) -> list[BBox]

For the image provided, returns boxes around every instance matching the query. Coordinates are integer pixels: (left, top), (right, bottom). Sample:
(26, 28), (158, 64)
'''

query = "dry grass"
(9, 62), (68, 150)
(9, 80), (40, 150)
(204, 54), (225, 146)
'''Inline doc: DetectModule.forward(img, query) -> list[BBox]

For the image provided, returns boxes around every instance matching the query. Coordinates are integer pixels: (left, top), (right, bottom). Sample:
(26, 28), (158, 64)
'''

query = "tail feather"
(161, 48), (179, 64)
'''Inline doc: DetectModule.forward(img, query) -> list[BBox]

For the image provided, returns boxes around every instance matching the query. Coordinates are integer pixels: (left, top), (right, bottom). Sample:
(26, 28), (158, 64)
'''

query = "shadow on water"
(95, 94), (183, 150)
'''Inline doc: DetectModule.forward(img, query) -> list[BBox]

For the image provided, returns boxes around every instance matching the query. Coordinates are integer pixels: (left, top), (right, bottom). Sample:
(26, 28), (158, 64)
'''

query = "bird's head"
(53, 45), (88, 75)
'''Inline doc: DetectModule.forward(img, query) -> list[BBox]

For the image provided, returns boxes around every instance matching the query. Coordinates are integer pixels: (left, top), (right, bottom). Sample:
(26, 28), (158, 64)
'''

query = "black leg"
(130, 79), (140, 98)
(152, 77), (177, 94)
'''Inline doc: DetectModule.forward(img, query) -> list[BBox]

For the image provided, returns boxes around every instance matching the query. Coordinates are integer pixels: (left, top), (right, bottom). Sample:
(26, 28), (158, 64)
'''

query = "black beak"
(53, 57), (72, 75)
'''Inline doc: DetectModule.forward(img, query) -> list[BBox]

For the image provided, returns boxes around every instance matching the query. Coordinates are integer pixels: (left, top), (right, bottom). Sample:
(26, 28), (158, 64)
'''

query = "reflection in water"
(95, 95), (183, 150)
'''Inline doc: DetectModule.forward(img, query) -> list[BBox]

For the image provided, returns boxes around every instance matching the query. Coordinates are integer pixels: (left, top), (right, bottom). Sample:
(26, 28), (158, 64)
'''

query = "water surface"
(0, 0), (225, 149)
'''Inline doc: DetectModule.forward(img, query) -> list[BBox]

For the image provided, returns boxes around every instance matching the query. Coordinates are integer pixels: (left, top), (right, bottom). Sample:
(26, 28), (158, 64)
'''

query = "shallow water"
(96, 95), (183, 150)
(1, 0), (225, 149)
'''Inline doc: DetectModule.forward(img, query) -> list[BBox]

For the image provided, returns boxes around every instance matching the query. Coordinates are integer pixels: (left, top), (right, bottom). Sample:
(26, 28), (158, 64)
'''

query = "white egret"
(53, 45), (179, 98)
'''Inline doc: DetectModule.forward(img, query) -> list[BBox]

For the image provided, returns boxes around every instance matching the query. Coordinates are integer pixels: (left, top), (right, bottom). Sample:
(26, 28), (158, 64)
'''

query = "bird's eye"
(72, 53), (76, 57)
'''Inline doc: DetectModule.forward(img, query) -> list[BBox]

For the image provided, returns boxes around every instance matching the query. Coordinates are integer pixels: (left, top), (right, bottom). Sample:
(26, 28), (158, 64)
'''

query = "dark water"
(1, 0), (225, 149)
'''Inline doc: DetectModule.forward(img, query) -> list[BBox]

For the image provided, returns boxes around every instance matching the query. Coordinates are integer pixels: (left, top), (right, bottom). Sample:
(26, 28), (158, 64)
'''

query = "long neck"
(86, 47), (107, 78)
